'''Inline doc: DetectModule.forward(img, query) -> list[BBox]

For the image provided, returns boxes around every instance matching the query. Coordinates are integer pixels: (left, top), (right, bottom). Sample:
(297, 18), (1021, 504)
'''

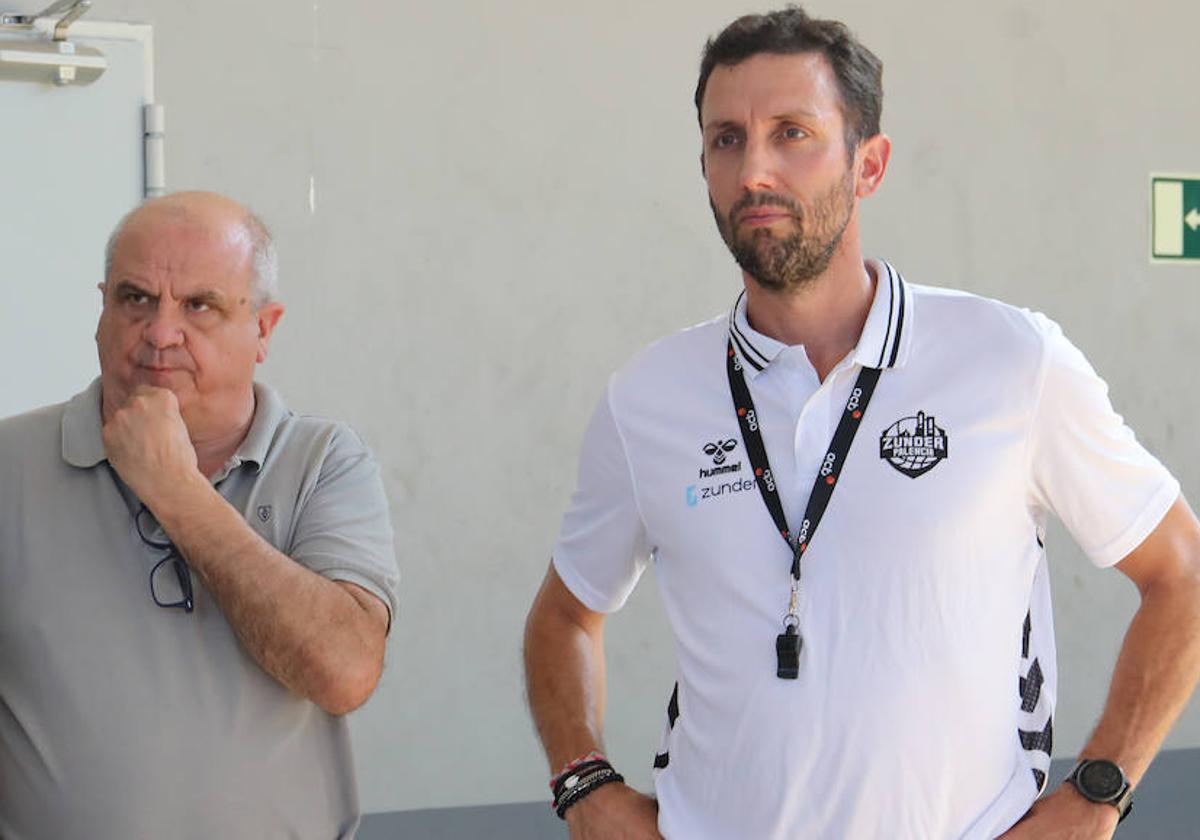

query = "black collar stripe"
(886, 264), (906, 368)
(728, 291), (772, 368)
(730, 266), (907, 372)
(876, 267), (898, 368)
(730, 329), (765, 372)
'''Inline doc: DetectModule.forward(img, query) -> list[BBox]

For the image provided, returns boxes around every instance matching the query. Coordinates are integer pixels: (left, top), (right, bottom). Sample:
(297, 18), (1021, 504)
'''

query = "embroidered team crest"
(256, 505), (273, 523)
(879, 412), (949, 478)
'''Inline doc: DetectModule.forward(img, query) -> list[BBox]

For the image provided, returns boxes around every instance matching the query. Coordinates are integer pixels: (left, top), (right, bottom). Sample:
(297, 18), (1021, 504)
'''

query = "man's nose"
(141, 306), (185, 348)
(738, 136), (777, 194)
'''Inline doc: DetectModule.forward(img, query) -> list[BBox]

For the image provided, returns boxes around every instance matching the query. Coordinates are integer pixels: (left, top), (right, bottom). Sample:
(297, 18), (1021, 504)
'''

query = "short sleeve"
(552, 383), (651, 613)
(290, 426), (400, 626)
(1028, 315), (1179, 568)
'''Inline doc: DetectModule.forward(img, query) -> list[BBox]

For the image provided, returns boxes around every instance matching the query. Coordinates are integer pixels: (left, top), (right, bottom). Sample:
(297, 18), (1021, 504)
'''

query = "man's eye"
(713, 133), (739, 150)
(123, 292), (150, 305)
(186, 300), (211, 313)
(781, 126), (806, 140)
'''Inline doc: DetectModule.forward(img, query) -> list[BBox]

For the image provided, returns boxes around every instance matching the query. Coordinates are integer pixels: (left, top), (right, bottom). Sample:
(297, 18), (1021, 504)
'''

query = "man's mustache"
(131, 349), (193, 369)
(730, 191), (801, 220)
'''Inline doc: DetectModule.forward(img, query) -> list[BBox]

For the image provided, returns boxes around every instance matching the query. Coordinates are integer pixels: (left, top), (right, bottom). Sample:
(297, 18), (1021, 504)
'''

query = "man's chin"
(126, 367), (194, 395)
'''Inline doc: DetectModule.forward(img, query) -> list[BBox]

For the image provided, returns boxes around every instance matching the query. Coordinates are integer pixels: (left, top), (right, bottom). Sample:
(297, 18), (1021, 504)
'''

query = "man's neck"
(189, 394), (256, 478)
(744, 255), (875, 382)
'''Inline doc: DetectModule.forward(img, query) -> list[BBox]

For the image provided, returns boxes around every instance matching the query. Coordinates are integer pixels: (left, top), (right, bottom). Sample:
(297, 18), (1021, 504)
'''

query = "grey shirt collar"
(60, 377), (290, 480)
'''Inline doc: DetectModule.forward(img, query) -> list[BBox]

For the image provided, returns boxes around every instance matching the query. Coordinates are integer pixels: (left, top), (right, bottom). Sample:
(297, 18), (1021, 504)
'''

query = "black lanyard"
(726, 339), (881, 678)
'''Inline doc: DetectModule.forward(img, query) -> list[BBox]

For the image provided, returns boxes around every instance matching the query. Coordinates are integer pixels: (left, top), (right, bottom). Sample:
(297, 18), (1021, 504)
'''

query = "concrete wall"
(9, 0), (1199, 823)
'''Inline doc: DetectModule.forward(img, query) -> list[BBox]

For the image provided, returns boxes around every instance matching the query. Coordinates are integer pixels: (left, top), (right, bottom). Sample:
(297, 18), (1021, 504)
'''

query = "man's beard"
(712, 171), (854, 293)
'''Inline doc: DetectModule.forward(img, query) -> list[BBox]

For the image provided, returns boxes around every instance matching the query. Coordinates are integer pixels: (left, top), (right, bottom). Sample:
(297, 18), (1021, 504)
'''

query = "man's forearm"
(151, 473), (386, 715)
(1078, 574), (1200, 782)
(524, 579), (609, 771)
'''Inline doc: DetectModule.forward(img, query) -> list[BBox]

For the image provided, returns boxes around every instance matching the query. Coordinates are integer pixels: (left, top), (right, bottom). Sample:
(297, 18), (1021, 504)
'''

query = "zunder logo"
(879, 412), (949, 478)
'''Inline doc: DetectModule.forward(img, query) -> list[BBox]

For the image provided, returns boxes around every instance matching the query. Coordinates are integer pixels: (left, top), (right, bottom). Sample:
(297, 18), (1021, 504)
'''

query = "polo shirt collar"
(727, 290), (787, 379)
(207, 383), (288, 482)
(726, 258), (914, 378)
(60, 378), (290, 477)
(61, 378), (107, 468)
(854, 259), (914, 371)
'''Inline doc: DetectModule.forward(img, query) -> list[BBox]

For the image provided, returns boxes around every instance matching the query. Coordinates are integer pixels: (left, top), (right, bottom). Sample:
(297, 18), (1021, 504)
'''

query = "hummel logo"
(698, 438), (742, 480)
(703, 439), (738, 465)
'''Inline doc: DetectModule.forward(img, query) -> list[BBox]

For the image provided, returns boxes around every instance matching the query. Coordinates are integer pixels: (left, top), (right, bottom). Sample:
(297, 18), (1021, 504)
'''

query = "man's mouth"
(738, 209), (794, 227)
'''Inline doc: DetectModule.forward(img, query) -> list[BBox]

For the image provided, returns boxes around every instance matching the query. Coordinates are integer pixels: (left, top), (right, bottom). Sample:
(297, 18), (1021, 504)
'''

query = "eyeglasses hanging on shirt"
(106, 465), (195, 613)
(134, 504), (194, 612)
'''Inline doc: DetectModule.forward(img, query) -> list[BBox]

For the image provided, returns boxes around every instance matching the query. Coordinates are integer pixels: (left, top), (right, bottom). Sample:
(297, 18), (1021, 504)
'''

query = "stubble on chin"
(710, 176), (854, 294)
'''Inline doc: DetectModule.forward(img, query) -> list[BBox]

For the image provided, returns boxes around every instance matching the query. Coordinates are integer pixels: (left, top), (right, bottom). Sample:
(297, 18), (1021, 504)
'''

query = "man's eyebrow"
(111, 280), (155, 299)
(185, 290), (227, 306)
(703, 110), (822, 133)
(703, 119), (744, 134)
(771, 108), (821, 121)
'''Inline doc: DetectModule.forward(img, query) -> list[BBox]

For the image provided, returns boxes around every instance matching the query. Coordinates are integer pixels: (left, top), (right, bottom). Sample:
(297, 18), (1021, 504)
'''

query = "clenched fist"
(102, 385), (202, 509)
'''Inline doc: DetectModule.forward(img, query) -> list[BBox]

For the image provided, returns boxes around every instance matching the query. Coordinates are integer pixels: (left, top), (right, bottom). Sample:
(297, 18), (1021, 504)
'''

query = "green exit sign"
(1151, 175), (1200, 263)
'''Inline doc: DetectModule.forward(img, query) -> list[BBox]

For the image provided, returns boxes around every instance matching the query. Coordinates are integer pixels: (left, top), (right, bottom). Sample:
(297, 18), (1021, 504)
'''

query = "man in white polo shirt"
(523, 7), (1200, 839)
(0, 192), (398, 838)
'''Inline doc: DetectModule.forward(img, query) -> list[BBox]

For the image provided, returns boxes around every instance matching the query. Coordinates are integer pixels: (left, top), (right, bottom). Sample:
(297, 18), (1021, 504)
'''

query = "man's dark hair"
(694, 6), (883, 151)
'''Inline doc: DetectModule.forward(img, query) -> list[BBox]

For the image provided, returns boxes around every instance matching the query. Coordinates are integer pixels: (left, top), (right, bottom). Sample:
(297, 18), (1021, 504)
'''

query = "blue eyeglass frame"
(134, 504), (194, 613)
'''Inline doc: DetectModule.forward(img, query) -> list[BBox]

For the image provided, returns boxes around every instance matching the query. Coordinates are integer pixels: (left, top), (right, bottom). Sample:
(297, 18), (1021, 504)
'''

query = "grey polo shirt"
(0, 379), (399, 840)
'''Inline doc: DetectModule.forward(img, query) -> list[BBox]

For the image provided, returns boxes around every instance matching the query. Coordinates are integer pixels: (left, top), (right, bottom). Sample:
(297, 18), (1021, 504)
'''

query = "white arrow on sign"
(1187, 208), (1200, 232)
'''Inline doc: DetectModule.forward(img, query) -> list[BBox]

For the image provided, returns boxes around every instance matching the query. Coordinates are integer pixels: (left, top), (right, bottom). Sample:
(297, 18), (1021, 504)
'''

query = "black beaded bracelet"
(554, 764), (625, 819)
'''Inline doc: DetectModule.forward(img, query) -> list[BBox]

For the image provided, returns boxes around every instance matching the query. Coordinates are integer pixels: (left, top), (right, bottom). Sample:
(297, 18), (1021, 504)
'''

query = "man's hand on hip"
(564, 783), (663, 840)
(102, 385), (203, 506)
(996, 785), (1119, 840)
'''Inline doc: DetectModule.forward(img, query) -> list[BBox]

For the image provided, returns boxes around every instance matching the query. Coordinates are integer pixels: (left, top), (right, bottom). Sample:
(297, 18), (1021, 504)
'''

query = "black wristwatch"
(1066, 758), (1133, 822)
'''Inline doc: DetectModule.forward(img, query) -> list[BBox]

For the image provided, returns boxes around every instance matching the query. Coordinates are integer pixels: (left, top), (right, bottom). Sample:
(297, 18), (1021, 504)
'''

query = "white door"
(0, 12), (157, 419)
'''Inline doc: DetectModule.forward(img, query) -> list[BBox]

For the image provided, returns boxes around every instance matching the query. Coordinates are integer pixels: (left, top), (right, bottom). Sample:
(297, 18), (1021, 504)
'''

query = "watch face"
(1079, 761), (1124, 799)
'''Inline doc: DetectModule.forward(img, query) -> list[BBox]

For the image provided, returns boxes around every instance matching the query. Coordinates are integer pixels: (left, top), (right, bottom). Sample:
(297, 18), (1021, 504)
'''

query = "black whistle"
(776, 625), (801, 679)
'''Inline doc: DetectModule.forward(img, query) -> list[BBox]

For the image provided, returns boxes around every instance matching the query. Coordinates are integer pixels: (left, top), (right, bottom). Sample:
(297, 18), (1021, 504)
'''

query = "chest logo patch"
(686, 437), (754, 507)
(703, 438), (738, 464)
(257, 505), (273, 523)
(879, 412), (949, 478)
(698, 438), (742, 479)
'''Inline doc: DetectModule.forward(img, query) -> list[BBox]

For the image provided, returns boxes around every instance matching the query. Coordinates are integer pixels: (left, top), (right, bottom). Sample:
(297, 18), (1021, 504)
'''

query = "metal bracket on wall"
(0, 1), (102, 85)
(1, 0), (91, 37)
(1, 0), (86, 31)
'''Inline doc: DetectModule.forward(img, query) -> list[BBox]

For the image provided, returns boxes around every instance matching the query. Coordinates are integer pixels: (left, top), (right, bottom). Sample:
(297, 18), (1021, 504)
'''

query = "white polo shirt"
(552, 260), (1178, 840)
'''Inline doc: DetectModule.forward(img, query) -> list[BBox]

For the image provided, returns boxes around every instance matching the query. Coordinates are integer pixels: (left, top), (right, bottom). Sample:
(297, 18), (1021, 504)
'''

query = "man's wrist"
(1064, 758), (1133, 822)
(148, 472), (226, 544)
(552, 754), (625, 819)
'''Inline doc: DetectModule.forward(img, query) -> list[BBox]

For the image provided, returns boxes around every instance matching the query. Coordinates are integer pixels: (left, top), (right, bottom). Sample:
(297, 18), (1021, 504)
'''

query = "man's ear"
(255, 302), (286, 364)
(854, 133), (891, 199)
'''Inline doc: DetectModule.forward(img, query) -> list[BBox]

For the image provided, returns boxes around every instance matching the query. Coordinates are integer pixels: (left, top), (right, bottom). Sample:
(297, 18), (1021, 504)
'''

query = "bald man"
(0, 192), (399, 839)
